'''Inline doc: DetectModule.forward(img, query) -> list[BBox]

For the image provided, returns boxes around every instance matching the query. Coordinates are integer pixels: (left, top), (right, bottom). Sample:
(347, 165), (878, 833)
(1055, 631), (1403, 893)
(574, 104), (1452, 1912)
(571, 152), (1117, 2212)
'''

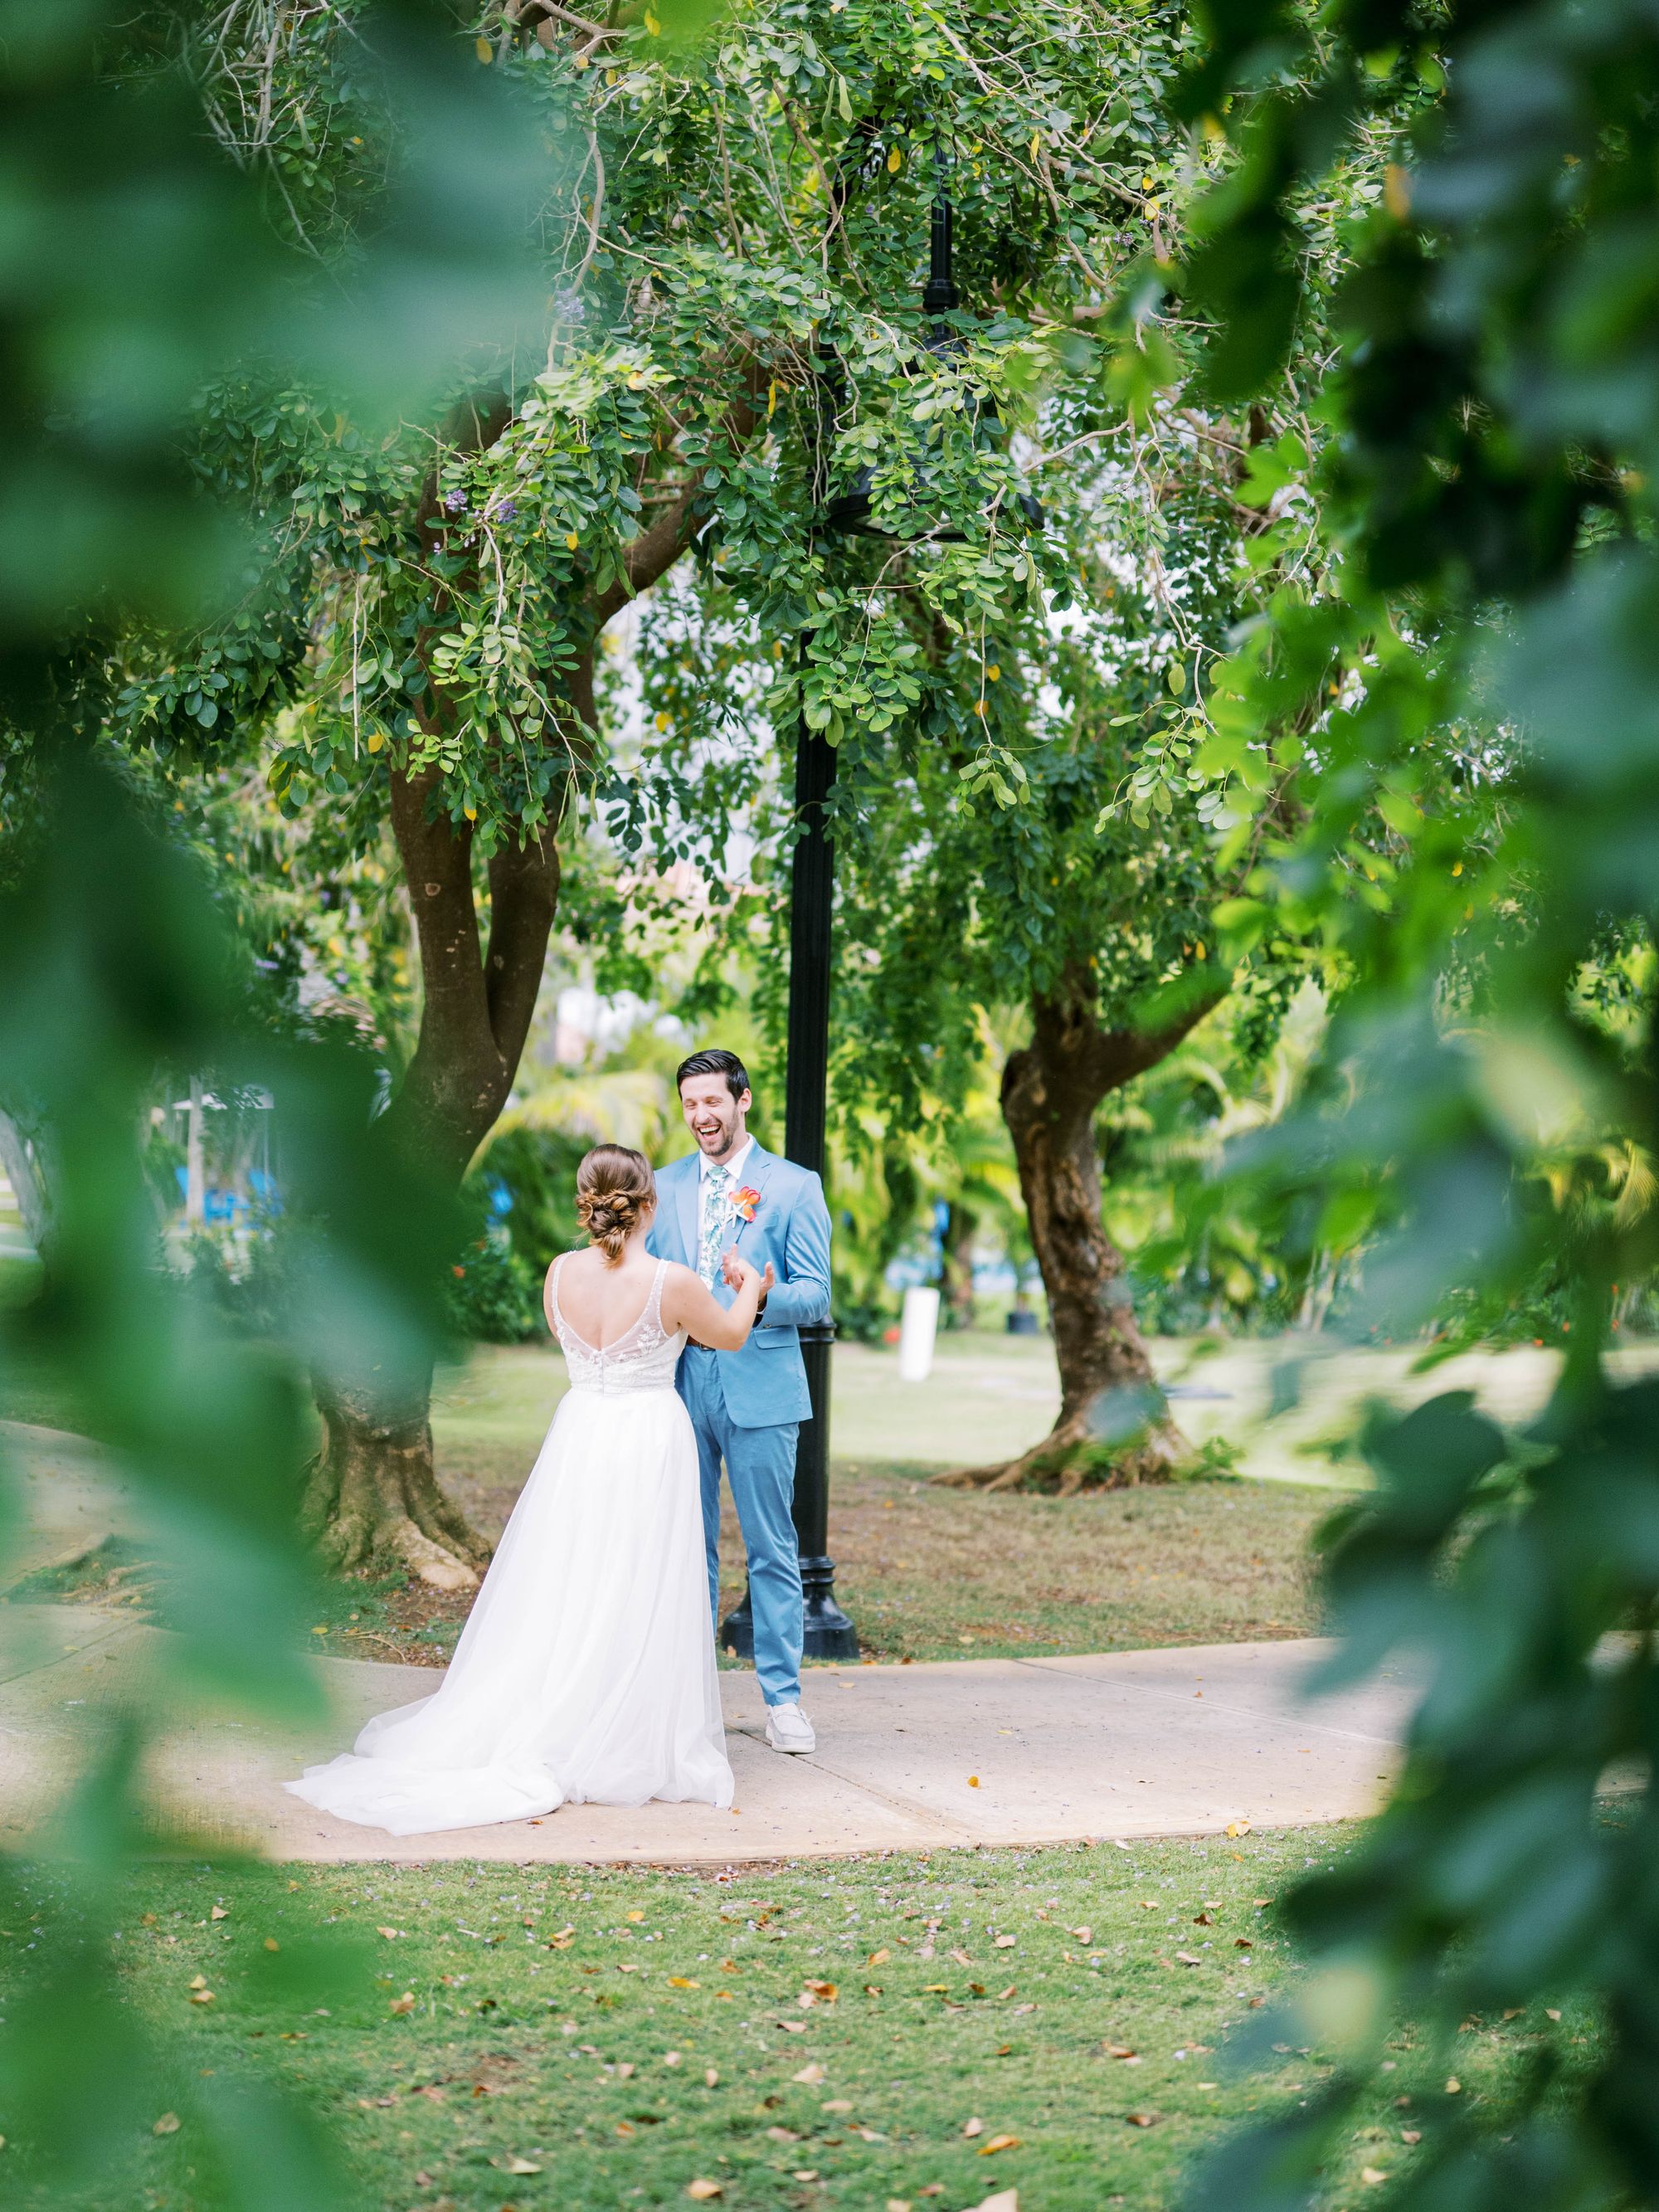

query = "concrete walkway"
(1, 1601), (1410, 1865)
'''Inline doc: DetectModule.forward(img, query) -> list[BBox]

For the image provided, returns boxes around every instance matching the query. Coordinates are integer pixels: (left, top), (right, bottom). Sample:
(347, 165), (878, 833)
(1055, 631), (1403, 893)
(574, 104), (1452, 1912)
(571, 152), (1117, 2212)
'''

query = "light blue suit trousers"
(678, 1346), (802, 1707)
(646, 1142), (832, 1708)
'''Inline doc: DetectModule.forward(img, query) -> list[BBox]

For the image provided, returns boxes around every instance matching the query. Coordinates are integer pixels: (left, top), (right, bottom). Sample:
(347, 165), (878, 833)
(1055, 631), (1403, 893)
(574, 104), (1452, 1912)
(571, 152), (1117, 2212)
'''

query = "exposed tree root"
(302, 1396), (488, 1591)
(933, 1409), (1189, 1493)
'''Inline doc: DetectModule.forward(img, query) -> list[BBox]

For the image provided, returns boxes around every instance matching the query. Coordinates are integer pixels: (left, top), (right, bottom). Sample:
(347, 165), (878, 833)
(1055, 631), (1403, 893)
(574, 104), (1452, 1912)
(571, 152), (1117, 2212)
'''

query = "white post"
(185, 1076), (206, 1225)
(898, 1285), (941, 1383)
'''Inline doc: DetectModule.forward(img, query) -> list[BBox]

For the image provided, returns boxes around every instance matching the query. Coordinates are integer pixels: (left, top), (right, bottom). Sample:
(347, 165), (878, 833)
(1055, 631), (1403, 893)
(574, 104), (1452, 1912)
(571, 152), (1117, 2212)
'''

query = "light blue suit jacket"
(646, 1141), (831, 1430)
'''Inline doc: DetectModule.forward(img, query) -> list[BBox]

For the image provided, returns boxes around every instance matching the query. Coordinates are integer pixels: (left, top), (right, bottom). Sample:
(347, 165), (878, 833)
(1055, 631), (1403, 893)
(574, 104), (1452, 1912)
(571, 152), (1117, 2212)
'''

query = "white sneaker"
(765, 1701), (816, 1755)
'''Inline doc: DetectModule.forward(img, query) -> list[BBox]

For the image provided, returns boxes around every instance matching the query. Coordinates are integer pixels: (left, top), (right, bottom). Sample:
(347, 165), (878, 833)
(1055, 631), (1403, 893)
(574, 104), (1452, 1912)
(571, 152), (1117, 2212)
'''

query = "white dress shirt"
(698, 1136), (754, 1190)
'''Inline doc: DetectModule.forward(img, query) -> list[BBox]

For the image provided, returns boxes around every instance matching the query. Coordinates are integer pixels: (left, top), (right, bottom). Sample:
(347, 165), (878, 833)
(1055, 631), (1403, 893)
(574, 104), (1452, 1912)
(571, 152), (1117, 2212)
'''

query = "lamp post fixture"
(719, 157), (1039, 1667)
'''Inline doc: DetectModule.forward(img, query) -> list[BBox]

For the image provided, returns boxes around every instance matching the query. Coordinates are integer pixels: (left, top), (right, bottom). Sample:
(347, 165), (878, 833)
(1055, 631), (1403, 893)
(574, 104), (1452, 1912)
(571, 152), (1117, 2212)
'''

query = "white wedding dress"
(285, 1255), (734, 1835)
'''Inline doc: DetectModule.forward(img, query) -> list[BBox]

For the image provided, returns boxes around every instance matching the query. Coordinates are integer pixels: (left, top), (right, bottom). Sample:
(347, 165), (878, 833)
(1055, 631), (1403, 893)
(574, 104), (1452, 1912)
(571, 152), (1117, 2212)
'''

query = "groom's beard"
(693, 1115), (745, 1161)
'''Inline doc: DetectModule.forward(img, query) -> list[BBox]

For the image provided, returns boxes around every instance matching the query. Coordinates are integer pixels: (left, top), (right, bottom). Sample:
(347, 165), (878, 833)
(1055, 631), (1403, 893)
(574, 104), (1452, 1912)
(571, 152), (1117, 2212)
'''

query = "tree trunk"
(941, 1200), (977, 1328)
(936, 965), (1223, 1493)
(304, 665), (579, 1588)
(302, 1362), (486, 1590)
(0, 1104), (56, 1269)
(304, 365), (765, 1586)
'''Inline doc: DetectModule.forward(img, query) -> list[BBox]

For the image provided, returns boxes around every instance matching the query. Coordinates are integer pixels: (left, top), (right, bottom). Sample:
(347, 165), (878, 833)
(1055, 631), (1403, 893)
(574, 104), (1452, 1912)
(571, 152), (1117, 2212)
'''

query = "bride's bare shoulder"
(657, 1259), (702, 1305)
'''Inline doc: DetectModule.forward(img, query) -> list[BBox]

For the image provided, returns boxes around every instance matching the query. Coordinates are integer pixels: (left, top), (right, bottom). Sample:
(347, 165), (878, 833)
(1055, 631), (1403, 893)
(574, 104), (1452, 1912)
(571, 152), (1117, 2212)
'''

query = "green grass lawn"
(4, 1826), (1590, 2212)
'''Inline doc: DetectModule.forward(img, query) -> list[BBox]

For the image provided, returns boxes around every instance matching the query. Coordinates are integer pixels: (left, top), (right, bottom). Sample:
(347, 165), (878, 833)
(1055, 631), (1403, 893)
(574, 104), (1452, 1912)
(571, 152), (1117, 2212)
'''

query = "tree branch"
(592, 363), (766, 625)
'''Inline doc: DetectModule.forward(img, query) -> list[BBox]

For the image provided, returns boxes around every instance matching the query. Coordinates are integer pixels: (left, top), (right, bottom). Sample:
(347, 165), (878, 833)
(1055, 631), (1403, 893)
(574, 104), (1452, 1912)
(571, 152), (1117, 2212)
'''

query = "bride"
(285, 1143), (773, 1836)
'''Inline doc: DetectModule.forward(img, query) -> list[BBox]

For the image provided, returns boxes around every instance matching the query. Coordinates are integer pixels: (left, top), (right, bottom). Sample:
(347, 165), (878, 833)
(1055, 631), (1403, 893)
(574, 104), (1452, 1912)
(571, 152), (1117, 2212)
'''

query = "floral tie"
(698, 1164), (730, 1288)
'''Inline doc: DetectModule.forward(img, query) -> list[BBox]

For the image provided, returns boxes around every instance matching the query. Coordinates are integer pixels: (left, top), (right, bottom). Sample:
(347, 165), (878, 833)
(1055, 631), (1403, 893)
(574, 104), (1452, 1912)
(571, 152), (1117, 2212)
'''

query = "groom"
(648, 1048), (831, 1754)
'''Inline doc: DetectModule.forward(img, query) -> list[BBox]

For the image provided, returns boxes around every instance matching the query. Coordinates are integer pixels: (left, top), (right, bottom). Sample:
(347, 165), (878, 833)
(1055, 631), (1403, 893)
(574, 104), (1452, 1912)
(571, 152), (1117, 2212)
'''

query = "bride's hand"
(721, 1250), (775, 1298)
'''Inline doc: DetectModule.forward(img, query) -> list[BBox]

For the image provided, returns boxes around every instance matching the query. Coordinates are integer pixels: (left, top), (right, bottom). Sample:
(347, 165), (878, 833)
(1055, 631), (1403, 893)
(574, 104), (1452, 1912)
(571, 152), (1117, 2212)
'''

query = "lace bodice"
(548, 1255), (685, 1395)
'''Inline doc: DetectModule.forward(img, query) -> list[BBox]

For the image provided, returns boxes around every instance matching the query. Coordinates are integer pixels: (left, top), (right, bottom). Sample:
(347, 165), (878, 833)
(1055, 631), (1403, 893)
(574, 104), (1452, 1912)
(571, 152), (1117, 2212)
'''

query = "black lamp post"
(719, 157), (1039, 1668)
(718, 626), (859, 1665)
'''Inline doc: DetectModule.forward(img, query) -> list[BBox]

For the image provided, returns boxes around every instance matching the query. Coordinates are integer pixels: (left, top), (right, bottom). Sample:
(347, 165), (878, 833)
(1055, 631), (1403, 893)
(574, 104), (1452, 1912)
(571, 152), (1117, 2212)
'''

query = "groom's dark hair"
(677, 1047), (750, 1101)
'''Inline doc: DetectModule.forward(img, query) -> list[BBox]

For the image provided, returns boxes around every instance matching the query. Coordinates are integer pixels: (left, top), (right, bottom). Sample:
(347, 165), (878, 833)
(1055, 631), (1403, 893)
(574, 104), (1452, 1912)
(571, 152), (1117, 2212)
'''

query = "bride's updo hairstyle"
(575, 1144), (655, 1266)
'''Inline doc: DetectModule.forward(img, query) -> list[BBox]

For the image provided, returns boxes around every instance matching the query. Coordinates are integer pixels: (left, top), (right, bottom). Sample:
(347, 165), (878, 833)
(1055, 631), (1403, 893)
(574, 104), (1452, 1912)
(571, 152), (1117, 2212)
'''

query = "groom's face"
(680, 1074), (751, 1163)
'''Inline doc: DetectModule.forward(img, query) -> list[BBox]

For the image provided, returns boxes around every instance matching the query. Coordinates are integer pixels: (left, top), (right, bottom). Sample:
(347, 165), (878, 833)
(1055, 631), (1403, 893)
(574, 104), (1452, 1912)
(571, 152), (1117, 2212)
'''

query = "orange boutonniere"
(730, 1185), (761, 1223)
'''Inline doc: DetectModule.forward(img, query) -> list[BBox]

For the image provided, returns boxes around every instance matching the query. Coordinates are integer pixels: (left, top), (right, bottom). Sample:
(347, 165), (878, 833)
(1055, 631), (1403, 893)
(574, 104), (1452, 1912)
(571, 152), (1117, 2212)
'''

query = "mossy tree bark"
(936, 963), (1224, 1494)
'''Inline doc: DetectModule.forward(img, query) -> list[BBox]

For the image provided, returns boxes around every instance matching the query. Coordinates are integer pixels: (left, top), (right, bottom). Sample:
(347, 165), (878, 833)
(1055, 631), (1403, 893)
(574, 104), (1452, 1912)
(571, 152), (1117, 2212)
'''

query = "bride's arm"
(661, 1255), (774, 1350)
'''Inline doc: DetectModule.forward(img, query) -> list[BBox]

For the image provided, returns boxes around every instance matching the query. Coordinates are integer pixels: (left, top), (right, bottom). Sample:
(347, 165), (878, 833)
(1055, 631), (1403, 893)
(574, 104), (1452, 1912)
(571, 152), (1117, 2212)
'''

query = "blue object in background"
(247, 1168), (282, 1216)
(487, 1177), (513, 1219)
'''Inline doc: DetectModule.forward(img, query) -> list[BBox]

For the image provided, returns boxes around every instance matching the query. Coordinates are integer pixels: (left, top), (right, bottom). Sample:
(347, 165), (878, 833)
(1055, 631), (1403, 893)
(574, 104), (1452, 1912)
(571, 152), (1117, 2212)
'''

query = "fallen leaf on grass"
(668, 1976), (700, 1990)
(546, 1927), (575, 1949)
(1069, 1926), (1092, 1945)
(704, 2068), (719, 2088)
(968, 2193), (1019, 2212)
(1402, 2130), (1422, 2146)
(978, 2133), (1021, 2155)
(1126, 2112), (1159, 2128)
(864, 1982), (883, 1996)
(792, 2063), (825, 2085)
(887, 2201), (912, 2212)
(412, 2086), (447, 2103)
(800, 1981), (837, 2004)
(775, 2020), (809, 2034)
(1103, 2044), (1137, 2060)
(792, 2172), (820, 2184)
(868, 1947), (891, 1966)
(1174, 1951), (1202, 1966)
(626, 1911), (646, 1925)
(994, 1934), (1017, 1950)
(615, 2063), (635, 2081)
(687, 2181), (722, 2200)
(1361, 2169), (1388, 2186)
(962, 2117), (985, 2138)
(493, 2155), (542, 2175)
(209, 1906), (228, 1922)
(1225, 1820), (1252, 1839)
(766, 2126), (800, 2143)
(1234, 1937), (1253, 1949)
(152, 2114), (180, 2136)
(387, 1992), (416, 2015)
(1445, 2078), (1462, 2095)
(263, 1937), (280, 1952)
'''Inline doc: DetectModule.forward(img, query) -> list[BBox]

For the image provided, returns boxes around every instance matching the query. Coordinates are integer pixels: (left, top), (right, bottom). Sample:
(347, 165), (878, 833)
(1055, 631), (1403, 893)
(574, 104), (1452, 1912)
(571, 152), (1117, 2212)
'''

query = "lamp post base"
(720, 1563), (861, 1666)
